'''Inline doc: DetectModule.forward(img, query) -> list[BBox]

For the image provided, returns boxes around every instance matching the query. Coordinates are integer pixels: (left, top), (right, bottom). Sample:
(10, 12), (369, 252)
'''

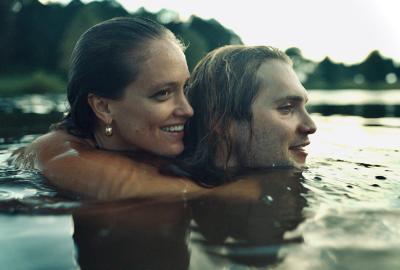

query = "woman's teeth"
(161, 125), (184, 132)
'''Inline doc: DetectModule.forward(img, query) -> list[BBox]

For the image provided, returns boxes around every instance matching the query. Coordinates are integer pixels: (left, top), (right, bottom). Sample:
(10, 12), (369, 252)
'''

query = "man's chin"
(274, 157), (306, 170)
(266, 159), (303, 170)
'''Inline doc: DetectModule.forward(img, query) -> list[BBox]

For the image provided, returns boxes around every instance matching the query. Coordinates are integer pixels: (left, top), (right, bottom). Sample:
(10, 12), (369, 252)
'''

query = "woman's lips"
(160, 124), (185, 140)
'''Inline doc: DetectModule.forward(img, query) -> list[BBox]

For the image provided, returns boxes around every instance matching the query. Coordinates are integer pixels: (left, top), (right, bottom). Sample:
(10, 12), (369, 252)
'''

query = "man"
(184, 45), (316, 185)
(12, 45), (316, 199)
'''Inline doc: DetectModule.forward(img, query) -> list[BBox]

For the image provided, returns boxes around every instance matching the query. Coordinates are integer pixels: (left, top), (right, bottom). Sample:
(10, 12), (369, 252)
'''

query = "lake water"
(0, 90), (400, 270)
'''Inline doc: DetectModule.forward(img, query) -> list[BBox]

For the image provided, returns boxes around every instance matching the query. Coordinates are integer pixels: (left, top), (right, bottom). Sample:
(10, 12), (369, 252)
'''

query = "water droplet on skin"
(262, 195), (274, 204)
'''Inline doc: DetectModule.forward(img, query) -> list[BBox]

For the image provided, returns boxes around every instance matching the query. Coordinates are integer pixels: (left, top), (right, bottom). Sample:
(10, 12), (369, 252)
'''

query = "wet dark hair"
(54, 17), (184, 138)
(183, 45), (291, 186)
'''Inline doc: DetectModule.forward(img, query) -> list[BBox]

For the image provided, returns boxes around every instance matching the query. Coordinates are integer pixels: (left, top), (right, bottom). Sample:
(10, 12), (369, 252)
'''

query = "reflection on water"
(0, 94), (67, 114)
(308, 89), (400, 105)
(72, 170), (304, 270)
(189, 170), (306, 269)
(0, 94), (65, 141)
(0, 91), (400, 269)
(308, 104), (400, 118)
(73, 200), (192, 270)
(307, 89), (400, 118)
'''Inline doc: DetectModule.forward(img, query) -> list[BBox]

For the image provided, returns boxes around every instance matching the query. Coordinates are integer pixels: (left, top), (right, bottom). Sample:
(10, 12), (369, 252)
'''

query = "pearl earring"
(105, 123), (113, 137)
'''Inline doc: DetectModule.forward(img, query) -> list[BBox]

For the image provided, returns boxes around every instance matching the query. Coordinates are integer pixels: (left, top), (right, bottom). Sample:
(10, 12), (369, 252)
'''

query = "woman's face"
(107, 38), (193, 157)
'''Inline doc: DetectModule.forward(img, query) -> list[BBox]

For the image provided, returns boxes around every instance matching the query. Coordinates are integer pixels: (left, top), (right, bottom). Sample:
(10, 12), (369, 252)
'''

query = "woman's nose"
(174, 92), (194, 118)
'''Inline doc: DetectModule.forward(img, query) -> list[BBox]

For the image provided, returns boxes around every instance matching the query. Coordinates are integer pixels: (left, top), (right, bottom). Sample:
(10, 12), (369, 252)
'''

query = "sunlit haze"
(39, 0), (400, 64)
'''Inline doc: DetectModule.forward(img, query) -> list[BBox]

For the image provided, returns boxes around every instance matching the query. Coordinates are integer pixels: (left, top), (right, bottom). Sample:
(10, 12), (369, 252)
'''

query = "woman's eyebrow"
(146, 82), (180, 93)
(150, 77), (189, 90)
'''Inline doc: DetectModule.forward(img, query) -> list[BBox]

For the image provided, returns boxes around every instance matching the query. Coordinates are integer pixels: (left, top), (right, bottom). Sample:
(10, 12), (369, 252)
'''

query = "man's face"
(231, 59), (316, 168)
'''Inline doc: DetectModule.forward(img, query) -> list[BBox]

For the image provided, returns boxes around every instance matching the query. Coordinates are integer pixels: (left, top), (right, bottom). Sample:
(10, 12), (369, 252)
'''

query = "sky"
(39, 0), (400, 64)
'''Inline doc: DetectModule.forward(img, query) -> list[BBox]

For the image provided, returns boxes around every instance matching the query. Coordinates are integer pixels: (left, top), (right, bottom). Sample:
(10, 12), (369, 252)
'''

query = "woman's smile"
(104, 38), (193, 157)
(160, 124), (186, 140)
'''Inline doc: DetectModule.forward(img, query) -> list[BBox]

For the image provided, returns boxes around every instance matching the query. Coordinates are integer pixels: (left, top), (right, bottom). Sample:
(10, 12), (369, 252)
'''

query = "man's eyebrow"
(273, 95), (308, 104)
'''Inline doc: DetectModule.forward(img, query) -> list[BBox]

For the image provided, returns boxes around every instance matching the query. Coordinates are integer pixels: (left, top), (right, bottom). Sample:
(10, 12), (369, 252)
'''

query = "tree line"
(0, 0), (399, 94)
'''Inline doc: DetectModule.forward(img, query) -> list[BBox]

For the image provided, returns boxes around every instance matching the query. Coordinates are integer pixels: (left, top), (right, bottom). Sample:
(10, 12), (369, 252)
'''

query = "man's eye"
(278, 104), (294, 114)
(152, 89), (171, 101)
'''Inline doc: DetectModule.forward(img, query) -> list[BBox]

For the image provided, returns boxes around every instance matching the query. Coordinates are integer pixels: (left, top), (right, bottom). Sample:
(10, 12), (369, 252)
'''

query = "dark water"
(1, 91), (400, 270)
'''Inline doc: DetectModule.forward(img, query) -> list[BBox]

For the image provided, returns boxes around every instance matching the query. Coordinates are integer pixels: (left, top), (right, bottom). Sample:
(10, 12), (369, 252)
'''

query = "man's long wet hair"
(53, 17), (184, 138)
(183, 45), (291, 186)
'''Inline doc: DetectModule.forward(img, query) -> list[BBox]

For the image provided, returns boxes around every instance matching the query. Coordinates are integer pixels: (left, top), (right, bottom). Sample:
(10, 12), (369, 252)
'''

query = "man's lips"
(289, 141), (310, 163)
(289, 141), (310, 150)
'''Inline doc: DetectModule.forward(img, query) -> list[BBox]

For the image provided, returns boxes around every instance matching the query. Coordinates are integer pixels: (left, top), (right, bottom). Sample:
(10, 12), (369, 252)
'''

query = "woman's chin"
(156, 144), (184, 158)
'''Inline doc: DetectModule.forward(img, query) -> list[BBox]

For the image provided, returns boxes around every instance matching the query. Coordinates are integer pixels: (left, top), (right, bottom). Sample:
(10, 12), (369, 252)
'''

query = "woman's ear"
(87, 93), (112, 125)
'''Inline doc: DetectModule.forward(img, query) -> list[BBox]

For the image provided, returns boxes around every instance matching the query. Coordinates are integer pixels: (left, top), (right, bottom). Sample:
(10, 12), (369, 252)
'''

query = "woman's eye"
(152, 89), (171, 101)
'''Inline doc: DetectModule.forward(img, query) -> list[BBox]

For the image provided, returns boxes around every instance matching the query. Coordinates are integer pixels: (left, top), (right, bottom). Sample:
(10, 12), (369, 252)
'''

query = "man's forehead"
(256, 62), (308, 103)
(257, 82), (309, 104)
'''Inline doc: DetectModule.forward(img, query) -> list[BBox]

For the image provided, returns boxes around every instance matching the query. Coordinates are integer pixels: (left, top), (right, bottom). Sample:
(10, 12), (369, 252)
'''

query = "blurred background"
(0, 0), (399, 140)
(1, 3), (400, 269)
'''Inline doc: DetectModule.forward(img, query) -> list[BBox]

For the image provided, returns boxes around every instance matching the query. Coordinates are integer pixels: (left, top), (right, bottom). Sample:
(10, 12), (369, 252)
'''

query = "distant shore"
(0, 72), (399, 96)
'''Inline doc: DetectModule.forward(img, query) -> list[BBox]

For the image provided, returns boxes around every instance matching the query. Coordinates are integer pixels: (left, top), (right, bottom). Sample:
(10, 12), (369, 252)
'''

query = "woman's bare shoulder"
(10, 130), (95, 169)
(31, 130), (95, 150)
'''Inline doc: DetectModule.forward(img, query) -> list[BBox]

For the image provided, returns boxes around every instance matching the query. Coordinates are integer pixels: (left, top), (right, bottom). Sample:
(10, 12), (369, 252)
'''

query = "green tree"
(2, 0), (242, 80)
(11, 0), (69, 71)
(58, 0), (128, 73)
(188, 16), (242, 51)
(307, 57), (340, 87)
(285, 47), (316, 83)
(0, 0), (17, 73)
(359, 50), (395, 83)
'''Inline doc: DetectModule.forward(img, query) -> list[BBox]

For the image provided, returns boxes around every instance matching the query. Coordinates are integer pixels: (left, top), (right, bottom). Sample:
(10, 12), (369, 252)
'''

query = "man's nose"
(299, 111), (317, 134)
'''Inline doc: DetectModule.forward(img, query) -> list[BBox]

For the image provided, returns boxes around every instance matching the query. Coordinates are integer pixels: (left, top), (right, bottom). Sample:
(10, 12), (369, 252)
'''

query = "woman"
(14, 17), (206, 199)
(15, 32), (316, 199)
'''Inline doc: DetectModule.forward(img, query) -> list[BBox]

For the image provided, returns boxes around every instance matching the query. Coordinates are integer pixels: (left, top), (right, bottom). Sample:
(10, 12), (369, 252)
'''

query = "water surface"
(1, 91), (399, 269)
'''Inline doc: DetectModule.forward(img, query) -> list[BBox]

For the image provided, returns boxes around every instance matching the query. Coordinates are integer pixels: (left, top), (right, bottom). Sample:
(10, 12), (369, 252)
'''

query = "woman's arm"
(17, 131), (206, 200)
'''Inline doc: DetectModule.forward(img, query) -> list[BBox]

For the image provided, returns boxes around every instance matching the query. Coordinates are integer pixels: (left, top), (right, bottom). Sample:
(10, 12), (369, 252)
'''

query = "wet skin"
(91, 38), (193, 157)
(231, 59), (317, 169)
